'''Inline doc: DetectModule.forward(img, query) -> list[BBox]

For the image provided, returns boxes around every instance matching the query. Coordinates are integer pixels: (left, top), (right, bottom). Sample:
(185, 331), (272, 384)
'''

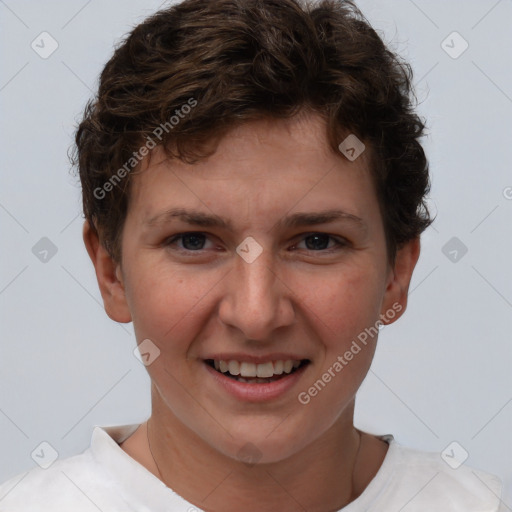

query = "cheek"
(125, 261), (223, 345)
(292, 267), (384, 421)
(293, 264), (384, 344)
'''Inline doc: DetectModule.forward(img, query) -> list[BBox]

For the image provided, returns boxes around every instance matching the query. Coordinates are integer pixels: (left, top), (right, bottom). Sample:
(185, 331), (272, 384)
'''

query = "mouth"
(204, 358), (311, 384)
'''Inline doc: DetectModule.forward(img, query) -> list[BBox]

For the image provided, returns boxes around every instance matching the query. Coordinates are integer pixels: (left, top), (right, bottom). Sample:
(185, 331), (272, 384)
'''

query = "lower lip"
(203, 362), (309, 402)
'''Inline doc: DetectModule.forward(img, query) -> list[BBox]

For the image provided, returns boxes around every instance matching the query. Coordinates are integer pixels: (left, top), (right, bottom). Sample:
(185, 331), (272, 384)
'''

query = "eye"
(164, 232), (214, 252)
(293, 233), (347, 252)
(163, 231), (348, 255)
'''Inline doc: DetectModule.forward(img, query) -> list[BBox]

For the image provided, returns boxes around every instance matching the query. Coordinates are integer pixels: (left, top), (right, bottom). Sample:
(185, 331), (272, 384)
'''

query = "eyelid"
(163, 232), (215, 251)
(291, 232), (348, 251)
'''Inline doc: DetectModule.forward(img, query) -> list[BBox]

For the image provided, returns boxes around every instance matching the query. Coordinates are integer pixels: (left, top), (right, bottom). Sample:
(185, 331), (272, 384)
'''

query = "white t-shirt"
(0, 424), (504, 511)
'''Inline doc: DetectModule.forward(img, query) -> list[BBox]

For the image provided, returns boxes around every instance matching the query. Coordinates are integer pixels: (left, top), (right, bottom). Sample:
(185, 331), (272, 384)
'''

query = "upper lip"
(202, 353), (310, 364)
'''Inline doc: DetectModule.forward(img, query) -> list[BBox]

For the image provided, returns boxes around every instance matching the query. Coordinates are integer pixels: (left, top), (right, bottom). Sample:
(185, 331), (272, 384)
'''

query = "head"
(77, 0), (431, 463)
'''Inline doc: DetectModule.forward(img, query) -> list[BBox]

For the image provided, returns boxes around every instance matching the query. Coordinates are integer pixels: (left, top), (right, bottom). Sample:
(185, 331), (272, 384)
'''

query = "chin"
(202, 420), (316, 466)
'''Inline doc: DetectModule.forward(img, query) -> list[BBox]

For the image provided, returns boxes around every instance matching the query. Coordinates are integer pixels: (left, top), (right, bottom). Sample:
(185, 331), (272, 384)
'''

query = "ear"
(380, 237), (421, 325)
(83, 220), (132, 323)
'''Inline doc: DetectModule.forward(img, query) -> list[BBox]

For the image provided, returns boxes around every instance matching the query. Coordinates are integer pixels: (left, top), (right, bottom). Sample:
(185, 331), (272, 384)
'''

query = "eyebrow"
(144, 207), (366, 232)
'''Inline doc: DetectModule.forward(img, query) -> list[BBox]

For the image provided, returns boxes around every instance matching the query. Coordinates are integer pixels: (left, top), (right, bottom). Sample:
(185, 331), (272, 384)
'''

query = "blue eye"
(165, 232), (212, 251)
(164, 232), (346, 255)
(298, 233), (340, 251)
(180, 233), (206, 250)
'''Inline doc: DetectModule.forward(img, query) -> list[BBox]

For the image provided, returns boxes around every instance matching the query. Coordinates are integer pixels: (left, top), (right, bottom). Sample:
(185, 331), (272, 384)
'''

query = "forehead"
(127, 113), (377, 226)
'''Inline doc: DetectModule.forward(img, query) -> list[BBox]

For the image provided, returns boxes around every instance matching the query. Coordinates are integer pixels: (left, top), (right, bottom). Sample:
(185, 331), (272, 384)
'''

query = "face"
(88, 112), (418, 464)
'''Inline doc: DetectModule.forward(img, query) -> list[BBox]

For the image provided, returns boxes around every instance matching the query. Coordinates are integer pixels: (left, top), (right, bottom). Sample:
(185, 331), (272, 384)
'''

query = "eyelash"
(162, 232), (348, 255)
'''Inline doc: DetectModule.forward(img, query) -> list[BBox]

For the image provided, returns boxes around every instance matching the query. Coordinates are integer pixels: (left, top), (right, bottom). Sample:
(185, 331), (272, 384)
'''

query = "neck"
(143, 391), (370, 512)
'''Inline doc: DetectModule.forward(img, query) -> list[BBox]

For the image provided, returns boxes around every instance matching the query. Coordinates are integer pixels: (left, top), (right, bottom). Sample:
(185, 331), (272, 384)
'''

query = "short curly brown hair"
(73, 0), (432, 265)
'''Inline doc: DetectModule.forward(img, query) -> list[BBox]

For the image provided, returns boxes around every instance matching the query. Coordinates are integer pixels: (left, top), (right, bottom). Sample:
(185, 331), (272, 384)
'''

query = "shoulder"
(0, 450), (125, 511)
(384, 439), (503, 511)
(0, 424), (144, 511)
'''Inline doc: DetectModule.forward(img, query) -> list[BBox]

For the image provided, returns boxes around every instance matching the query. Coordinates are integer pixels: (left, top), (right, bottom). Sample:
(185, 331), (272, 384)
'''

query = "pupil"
(183, 233), (205, 250)
(305, 234), (329, 250)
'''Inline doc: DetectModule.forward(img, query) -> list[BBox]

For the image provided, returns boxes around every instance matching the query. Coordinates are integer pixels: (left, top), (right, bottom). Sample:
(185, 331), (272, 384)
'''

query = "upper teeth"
(214, 359), (301, 378)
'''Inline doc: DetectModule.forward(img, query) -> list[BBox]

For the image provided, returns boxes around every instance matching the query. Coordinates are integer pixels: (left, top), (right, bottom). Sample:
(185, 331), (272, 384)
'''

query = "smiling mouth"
(205, 359), (310, 383)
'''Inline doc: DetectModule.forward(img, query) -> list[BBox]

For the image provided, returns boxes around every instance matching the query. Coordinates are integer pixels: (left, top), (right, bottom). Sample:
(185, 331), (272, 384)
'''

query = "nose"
(217, 249), (295, 341)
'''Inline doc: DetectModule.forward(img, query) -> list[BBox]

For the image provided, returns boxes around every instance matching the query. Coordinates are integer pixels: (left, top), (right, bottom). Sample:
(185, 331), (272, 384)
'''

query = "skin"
(84, 111), (420, 512)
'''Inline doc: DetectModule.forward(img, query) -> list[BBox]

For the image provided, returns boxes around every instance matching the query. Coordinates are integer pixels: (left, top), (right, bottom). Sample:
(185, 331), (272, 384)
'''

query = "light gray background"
(1, 0), (511, 507)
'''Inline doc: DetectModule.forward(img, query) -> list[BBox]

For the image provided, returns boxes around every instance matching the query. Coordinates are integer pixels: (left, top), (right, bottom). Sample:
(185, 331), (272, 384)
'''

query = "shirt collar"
(90, 423), (201, 511)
